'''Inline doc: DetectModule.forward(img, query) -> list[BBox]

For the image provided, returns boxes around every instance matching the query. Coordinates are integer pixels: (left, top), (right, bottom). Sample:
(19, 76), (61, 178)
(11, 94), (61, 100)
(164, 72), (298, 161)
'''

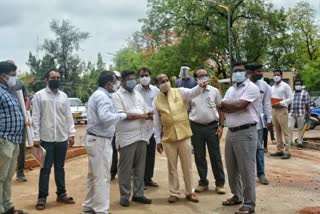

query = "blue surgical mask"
(197, 76), (209, 84)
(125, 79), (137, 90)
(232, 71), (247, 83)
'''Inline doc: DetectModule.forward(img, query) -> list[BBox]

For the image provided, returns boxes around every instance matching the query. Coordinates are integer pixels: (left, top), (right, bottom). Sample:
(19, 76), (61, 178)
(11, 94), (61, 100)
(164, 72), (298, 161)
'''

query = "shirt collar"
(98, 87), (112, 98)
(119, 86), (135, 94)
(233, 78), (250, 88)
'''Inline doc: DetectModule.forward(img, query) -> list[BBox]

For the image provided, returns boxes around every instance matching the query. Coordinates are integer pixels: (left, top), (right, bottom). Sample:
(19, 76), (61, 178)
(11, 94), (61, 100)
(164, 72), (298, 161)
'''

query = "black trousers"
(110, 136), (118, 177)
(17, 130), (26, 175)
(191, 122), (225, 187)
(263, 122), (275, 149)
(144, 135), (156, 183)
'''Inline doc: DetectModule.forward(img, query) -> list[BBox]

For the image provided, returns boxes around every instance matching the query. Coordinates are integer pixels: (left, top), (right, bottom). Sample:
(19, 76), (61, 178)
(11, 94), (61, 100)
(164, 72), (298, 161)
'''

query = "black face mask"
(48, 80), (60, 90)
(256, 74), (263, 80)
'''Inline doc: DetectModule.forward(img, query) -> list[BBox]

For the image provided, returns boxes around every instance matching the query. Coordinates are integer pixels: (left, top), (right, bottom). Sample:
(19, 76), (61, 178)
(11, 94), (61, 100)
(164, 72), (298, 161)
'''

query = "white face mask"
(159, 81), (171, 93)
(115, 80), (120, 89)
(140, 76), (151, 86)
(273, 76), (281, 83)
(197, 76), (209, 84)
(6, 75), (17, 88)
(295, 85), (302, 91)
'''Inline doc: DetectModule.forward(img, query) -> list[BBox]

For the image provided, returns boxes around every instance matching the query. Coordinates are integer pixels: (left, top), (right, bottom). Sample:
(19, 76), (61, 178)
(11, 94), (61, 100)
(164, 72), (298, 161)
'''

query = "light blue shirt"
(86, 87), (126, 138)
(135, 84), (160, 111)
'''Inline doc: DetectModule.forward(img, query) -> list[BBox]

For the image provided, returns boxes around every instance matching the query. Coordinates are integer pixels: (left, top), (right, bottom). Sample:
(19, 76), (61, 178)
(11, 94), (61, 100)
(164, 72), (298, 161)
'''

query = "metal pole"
(228, 8), (232, 84)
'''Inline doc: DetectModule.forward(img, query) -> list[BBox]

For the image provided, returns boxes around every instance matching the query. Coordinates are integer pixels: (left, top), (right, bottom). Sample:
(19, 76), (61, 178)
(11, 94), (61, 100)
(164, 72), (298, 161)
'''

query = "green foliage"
(301, 60), (320, 91)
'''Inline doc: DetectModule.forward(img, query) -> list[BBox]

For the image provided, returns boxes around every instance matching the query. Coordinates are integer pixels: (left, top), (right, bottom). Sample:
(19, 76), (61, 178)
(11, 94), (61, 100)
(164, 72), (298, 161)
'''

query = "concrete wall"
(263, 71), (295, 88)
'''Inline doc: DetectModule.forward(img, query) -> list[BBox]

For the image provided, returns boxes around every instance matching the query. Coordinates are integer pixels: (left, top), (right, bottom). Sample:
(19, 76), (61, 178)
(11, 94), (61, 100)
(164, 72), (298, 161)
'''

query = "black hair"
(6, 60), (17, 71)
(45, 68), (60, 79)
(139, 67), (152, 75)
(155, 73), (168, 85)
(245, 63), (263, 71)
(294, 79), (303, 85)
(121, 70), (136, 80)
(232, 61), (247, 69)
(273, 69), (283, 76)
(264, 77), (271, 85)
(194, 66), (206, 78)
(0, 61), (15, 74)
(98, 71), (115, 87)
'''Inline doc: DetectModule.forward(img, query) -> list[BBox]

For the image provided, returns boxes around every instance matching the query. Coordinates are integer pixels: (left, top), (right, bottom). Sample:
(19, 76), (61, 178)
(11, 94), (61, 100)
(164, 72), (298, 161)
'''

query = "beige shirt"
(112, 87), (152, 149)
(189, 85), (222, 124)
(32, 87), (76, 142)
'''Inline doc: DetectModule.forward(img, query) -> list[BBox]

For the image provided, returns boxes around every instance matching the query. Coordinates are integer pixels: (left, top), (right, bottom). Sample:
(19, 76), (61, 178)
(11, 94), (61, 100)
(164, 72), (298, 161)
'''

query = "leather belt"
(87, 132), (111, 139)
(229, 123), (257, 132)
(190, 120), (218, 126)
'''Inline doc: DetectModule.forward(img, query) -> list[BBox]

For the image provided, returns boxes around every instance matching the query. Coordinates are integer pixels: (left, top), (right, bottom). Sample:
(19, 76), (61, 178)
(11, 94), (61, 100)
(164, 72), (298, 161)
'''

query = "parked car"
(68, 98), (87, 124)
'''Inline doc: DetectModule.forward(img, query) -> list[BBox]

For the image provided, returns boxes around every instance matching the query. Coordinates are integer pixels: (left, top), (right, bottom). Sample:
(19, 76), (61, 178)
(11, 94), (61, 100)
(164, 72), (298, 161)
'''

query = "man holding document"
(32, 69), (76, 210)
(270, 70), (292, 159)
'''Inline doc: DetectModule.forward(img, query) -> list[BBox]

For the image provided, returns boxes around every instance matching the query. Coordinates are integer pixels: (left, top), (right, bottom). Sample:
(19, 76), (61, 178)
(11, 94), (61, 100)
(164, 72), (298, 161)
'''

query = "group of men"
(0, 60), (311, 214)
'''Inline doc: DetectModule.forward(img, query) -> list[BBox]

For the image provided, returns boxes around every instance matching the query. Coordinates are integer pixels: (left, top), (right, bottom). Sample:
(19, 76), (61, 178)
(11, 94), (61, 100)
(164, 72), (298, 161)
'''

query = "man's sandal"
(56, 195), (76, 204)
(234, 206), (255, 214)
(222, 196), (242, 206)
(35, 199), (46, 210)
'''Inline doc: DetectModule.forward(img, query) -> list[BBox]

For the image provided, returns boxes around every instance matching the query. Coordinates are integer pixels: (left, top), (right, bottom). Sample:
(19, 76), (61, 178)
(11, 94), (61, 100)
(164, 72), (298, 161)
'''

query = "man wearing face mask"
(219, 62), (260, 214)
(246, 64), (272, 186)
(82, 71), (127, 214)
(135, 67), (160, 188)
(153, 73), (208, 204)
(112, 70), (153, 207)
(270, 70), (292, 159)
(288, 79), (310, 149)
(32, 69), (76, 210)
(175, 64), (197, 88)
(189, 67), (226, 194)
(0, 61), (28, 214)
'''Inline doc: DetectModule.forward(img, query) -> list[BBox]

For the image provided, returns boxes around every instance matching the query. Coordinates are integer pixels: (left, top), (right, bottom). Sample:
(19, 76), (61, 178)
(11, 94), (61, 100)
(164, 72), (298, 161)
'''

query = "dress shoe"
(258, 175), (269, 185)
(281, 153), (291, 159)
(215, 186), (226, 194)
(120, 198), (130, 207)
(168, 195), (179, 203)
(270, 151), (284, 157)
(195, 185), (208, 193)
(145, 180), (159, 187)
(186, 194), (199, 203)
(132, 196), (152, 204)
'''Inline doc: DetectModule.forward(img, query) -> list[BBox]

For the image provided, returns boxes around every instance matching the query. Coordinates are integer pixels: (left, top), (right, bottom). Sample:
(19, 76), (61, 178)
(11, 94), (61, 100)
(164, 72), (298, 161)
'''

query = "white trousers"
(288, 115), (305, 144)
(82, 135), (113, 214)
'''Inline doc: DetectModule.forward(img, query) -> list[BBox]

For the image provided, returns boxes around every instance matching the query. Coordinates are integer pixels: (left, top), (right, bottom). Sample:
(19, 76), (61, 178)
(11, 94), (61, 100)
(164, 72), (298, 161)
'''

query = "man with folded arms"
(153, 73), (208, 203)
(32, 69), (76, 210)
(219, 62), (260, 214)
(189, 67), (226, 194)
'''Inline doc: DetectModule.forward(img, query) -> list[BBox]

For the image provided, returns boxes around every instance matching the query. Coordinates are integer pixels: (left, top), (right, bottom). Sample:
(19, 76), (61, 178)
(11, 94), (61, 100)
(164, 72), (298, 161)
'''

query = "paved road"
(12, 126), (320, 214)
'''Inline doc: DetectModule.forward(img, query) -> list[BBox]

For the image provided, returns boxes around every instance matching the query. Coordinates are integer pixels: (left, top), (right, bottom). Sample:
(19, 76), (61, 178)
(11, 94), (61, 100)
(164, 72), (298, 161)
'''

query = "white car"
(68, 98), (87, 124)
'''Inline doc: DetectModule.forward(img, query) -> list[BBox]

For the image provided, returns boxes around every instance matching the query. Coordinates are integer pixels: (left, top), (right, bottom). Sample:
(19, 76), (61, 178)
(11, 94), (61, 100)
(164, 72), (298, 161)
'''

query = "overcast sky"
(0, 0), (319, 73)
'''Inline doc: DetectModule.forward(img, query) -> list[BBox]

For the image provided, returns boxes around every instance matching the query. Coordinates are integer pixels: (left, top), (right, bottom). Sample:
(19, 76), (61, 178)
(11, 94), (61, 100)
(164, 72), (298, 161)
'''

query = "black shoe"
(132, 196), (152, 204)
(297, 144), (303, 149)
(120, 198), (130, 207)
(281, 153), (291, 159)
(270, 151), (284, 157)
(111, 175), (115, 180)
(145, 181), (159, 187)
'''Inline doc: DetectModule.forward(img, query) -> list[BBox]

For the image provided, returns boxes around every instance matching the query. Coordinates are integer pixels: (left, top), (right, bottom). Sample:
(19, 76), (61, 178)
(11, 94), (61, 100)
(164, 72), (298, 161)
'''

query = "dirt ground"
(11, 126), (320, 214)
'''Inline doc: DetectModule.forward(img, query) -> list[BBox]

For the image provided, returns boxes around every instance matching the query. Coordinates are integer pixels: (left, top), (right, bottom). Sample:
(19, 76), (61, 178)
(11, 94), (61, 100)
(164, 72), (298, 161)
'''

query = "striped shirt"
(0, 84), (24, 144)
(289, 90), (310, 117)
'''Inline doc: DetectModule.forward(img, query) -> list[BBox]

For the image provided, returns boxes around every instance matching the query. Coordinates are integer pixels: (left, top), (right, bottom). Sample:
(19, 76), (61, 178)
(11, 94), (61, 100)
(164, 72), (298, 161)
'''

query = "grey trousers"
(225, 126), (257, 210)
(0, 138), (19, 213)
(118, 141), (147, 200)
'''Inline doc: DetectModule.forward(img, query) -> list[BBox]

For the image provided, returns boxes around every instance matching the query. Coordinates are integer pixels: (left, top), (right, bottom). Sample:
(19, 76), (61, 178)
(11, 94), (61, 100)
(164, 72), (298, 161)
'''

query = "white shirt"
(32, 87), (76, 142)
(112, 87), (152, 149)
(153, 85), (202, 144)
(223, 78), (260, 128)
(189, 85), (222, 124)
(254, 80), (272, 129)
(271, 81), (292, 107)
(86, 87), (127, 138)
